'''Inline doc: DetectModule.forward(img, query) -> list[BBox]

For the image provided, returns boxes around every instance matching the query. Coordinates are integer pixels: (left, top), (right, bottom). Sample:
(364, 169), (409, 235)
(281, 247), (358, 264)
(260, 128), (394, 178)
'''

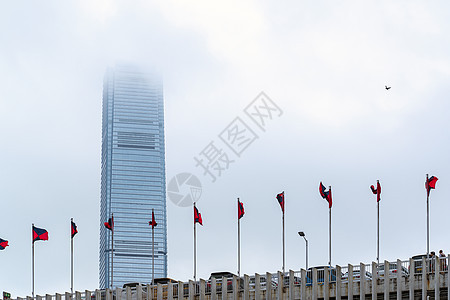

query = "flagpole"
(71, 218), (74, 294)
(111, 213), (114, 289)
(193, 203), (197, 282)
(377, 181), (380, 267)
(237, 198), (241, 277)
(152, 209), (155, 285)
(282, 202), (285, 274)
(329, 186), (332, 267)
(32, 223), (35, 298)
(426, 174), (429, 259)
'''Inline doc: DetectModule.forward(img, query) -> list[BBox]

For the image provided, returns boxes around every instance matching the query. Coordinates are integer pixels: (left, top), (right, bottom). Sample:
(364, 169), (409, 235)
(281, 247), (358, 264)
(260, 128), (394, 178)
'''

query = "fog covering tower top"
(99, 65), (167, 288)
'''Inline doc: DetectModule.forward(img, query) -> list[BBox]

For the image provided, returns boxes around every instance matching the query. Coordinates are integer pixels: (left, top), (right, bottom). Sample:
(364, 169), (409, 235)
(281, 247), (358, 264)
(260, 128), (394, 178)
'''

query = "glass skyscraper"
(100, 65), (167, 288)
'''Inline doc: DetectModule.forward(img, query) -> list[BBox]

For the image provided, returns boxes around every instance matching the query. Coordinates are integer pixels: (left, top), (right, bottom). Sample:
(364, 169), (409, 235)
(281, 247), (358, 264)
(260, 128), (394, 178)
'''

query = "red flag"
(149, 211), (157, 229)
(370, 181), (381, 202)
(71, 220), (78, 238)
(33, 226), (48, 242)
(426, 176), (438, 197)
(194, 206), (203, 225)
(238, 200), (245, 219)
(276, 192), (285, 213)
(104, 216), (114, 231)
(319, 182), (332, 208)
(0, 238), (8, 250)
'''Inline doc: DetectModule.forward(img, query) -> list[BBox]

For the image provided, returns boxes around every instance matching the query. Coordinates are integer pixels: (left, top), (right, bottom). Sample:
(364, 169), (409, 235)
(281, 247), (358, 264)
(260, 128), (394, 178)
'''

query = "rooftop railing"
(15, 255), (450, 300)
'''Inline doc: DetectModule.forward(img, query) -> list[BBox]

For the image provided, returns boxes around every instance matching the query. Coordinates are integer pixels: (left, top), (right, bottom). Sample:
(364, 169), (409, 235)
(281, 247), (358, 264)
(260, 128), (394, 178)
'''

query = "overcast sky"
(1, 0), (450, 296)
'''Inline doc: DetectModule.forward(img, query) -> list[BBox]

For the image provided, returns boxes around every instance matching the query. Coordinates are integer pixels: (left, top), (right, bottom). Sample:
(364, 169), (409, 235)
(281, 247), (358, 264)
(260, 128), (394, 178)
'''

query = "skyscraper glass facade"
(100, 65), (167, 288)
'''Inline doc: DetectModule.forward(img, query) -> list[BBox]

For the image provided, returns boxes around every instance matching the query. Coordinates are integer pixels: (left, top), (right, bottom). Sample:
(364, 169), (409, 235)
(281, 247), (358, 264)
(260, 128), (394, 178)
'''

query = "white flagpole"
(426, 174), (430, 259)
(237, 198), (241, 277)
(32, 224), (35, 298)
(111, 213), (114, 289)
(282, 195), (285, 274)
(71, 218), (74, 294)
(152, 209), (155, 285)
(193, 203), (197, 282)
(377, 180), (380, 267)
(329, 186), (332, 267)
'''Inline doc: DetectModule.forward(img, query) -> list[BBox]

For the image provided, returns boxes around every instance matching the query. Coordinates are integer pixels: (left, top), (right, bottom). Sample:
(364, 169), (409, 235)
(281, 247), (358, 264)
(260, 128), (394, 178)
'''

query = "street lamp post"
(298, 232), (308, 270)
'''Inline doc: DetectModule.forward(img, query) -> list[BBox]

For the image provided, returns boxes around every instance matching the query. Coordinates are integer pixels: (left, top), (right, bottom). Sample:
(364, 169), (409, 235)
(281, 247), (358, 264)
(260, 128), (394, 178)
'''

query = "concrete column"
(422, 257), (426, 300)
(221, 276), (227, 300)
(300, 269), (308, 300)
(255, 273), (261, 300)
(45, 294), (52, 300)
(409, 258), (414, 300)
(199, 279), (206, 300)
(126, 287), (131, 300)
(85, 291), (91, 300)
(168, 283), (173, 300)
(27, 297), (32, 300)
(146, 284), (153, 300)
(372, 262), (377, 300)
(360, 263), (366, 299)
(188, 280), (195, 300)
(157, 284), (163, 300)
(75, 292), (81, 300)
(348, 264), (353, 300)
(397, 259), (402, 300)
(244, 274), (249, 300)
(266, 272), (272, 300)
(64, 293), (70, 300)
(137, 285), (142, 300)
(211, 277), (217, 300)
(289, 270), (294, 300)
(95, 289), (100, 300)
(312, 268), (318, 300)
(300, 269), (306, 300)
(277, 271), (283, 300)
(448, 254), (450, 300)
(435, 256), (440, 300)
(324, 266), (329, 300)
(115, 288), (121, 300)
(177, 281), (183, 300)
(335, 265), (342, 300)
(384, 260), (389, 300)
(232, 275), (238, 300)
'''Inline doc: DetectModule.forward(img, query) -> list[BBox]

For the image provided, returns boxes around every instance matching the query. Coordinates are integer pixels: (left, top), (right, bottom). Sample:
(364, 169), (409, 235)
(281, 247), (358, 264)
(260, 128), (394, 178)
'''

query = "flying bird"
(385, 85), (391, 90)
